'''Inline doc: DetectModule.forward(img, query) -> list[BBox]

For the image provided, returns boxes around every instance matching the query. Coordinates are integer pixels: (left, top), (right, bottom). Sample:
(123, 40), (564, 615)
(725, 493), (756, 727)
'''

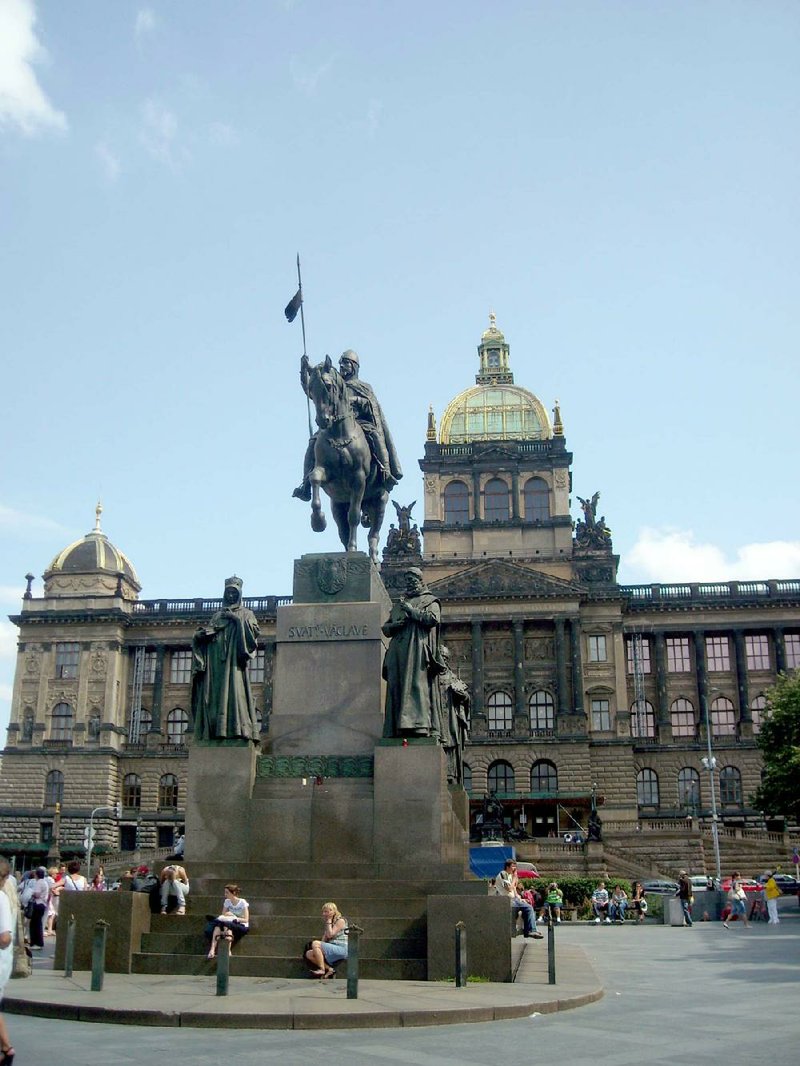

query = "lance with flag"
(285, 254), (313, 437)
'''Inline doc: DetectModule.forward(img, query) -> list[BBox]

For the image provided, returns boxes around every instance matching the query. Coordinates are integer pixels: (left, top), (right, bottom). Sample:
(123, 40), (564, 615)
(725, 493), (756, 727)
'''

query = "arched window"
(484, 478), (510, 521)
(158, 773), (179, 809)
(630, 699), (655, 739)
(44, 769), (64, 807)
(637, 768), (659, 806)
(487, 690), (513, 732)
(50, 702), (73, 741)
(531, 760), (558, 794)
(750, 695), (767, 734)
(677, 767), (701, 810)
(670, 698), (696, 738)
(524, 477), (550, 521)
(711, 697), (736, 736)
(487, 760), (515, 794)
(122, 773), (141, 810)
(529, 690), (555, 731)
(166, 707), (189, 746)
(128, 707), (152, 742)
(462, 763), (473, 792)
(443, 480), (469, 524)
(719, 766), (742, 805)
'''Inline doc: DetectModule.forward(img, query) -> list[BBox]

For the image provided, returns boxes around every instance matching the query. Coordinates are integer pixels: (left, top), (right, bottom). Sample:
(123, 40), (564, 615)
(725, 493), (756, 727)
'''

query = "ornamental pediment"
(429, 560), (584, 601)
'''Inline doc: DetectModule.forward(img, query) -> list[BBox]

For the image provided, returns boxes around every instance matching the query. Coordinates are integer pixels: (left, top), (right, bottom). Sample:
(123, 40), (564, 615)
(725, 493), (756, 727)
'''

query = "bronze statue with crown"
(190, 575), (261, 742)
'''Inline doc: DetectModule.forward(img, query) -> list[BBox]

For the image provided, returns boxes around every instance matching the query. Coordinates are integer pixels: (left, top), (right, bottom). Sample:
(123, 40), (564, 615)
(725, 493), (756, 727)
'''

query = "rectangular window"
(786, 633), (800, 670)
(55, 642), (80, 679)
(745, 634), (770, 671)
(705, 636), (730, 672)
(666, 637), (691, 673)
(588, 635), (607, 662)
(142, 651), (157, 684)
(590, 698), (611, 731)
(157, 826), (175, 848)
(626, 637), (651, 675)
(248, 648), (266, 684)
(170, 650), (193, 685)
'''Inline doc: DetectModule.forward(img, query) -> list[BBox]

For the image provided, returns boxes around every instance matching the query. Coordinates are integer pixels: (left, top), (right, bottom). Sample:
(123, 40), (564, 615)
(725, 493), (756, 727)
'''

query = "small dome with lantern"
(438, 314), (552, 444)
(43, 504), (141, 599)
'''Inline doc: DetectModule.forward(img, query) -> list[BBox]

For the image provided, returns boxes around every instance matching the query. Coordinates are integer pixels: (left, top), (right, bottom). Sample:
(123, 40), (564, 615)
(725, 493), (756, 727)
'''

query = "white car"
(689, 875), (720, 891)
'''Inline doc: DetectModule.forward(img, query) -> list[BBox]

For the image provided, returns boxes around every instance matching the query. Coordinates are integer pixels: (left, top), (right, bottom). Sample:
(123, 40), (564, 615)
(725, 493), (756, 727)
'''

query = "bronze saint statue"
(438, 645), (471, 784)
(381, 567), (444, 737)
(191, 576), (260, 742)
(293, 351), (402, 561)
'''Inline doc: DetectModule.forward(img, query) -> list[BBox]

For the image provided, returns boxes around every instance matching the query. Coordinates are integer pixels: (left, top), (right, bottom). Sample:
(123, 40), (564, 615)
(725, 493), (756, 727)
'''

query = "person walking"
(676, 871), (693, 927)
(723, 872), (750, 929)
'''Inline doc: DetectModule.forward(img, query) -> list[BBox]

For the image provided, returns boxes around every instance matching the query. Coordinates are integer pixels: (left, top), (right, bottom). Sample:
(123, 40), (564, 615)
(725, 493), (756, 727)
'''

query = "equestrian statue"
(293, 350), (403, 563)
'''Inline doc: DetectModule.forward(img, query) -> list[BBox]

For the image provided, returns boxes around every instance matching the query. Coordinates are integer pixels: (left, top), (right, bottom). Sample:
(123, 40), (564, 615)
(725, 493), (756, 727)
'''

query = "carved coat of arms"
(316, 557), (348, 596)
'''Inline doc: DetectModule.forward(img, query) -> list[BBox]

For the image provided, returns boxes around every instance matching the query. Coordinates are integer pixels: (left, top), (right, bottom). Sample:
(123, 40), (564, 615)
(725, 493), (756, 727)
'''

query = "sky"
(1, 0), (798, 739)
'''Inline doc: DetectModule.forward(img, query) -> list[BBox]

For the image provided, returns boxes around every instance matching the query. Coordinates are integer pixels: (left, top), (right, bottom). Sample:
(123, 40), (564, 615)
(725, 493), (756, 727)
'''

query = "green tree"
(752, 673), (800, 822)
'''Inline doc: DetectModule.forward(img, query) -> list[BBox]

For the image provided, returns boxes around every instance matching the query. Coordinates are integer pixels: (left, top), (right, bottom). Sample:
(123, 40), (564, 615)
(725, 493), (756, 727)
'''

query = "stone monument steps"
(149, 914), (425, 937)
(192, 861), (469, 882)
(164, 895), (433, 918)
(140, 931), (426, 959)
(131, 952), (426, 981)
(188, 878), (481, 899)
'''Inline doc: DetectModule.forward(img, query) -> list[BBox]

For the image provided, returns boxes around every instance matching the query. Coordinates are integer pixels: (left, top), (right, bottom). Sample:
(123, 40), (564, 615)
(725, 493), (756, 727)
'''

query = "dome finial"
(94, 500), (103, 533)
(488, 310), (496, 330)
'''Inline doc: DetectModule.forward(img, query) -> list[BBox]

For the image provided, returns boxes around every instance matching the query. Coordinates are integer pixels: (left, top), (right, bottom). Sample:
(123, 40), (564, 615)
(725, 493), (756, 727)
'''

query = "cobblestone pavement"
(6, 905), (799, 1065)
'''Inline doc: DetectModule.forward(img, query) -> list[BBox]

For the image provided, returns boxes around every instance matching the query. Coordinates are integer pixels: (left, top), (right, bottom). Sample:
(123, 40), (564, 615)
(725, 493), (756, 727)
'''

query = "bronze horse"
(304, 356), (388, 562)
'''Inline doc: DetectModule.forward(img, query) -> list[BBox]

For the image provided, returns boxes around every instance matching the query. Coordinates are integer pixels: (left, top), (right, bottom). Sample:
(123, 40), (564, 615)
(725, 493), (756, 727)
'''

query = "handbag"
(23, 901), (35, 920)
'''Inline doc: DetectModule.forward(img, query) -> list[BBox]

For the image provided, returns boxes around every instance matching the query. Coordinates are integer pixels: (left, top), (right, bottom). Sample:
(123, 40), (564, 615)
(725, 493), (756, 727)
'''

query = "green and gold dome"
(438, 314), (552, 445)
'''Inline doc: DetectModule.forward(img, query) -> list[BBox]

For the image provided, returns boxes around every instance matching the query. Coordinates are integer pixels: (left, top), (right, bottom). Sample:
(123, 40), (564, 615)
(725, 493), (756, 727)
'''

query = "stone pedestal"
(184, 739), (256, 866)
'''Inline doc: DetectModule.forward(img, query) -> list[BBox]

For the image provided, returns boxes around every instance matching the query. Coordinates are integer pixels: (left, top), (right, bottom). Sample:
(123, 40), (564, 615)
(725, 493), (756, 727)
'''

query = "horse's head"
(308, 356), (350, 429)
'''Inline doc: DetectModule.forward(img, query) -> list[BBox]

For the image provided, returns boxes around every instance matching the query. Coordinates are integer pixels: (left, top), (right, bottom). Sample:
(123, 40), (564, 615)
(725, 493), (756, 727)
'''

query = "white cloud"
(0, 684), (13, 702)
(0, 504), (69, 537)
(140, 97), (180, 166)
(95, 140), (121, 181)
(624, 527), (800, 584)
(290, 54), (336, 96)
(0, 623), (18, 661)
(0, 0), (67, 136)
(0, 586), (24, 606)
(208, 121), (239, 148)
(135, 8), (157, 40)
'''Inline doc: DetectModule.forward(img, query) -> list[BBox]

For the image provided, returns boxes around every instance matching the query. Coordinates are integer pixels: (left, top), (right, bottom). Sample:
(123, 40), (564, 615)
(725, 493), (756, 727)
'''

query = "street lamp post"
(701, 753), (722, 886)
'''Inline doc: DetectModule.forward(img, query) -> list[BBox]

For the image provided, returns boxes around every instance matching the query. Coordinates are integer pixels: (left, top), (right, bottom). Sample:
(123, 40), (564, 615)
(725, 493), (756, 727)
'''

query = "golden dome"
(44, 503), (141, 597)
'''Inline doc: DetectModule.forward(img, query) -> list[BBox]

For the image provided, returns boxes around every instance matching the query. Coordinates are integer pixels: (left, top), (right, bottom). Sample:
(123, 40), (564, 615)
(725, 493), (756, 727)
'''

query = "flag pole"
(296, 254), (313, 438)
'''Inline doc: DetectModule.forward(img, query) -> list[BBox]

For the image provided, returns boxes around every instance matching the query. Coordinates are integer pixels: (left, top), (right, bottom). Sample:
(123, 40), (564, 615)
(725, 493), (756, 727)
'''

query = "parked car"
(756, 873), (800, 893)
(641, 879), (679, 895)
(515, 862), (540, 880)
(689, 875), (720, 892)
(720, 877), (761, 894)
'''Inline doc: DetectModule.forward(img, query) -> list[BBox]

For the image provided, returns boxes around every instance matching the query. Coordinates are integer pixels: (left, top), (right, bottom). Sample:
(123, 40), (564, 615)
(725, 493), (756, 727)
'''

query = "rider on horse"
(293, 349), (403, 501)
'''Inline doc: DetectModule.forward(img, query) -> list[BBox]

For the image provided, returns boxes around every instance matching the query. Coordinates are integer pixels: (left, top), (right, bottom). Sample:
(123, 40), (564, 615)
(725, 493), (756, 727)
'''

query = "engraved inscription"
(286, 622), (369, 640)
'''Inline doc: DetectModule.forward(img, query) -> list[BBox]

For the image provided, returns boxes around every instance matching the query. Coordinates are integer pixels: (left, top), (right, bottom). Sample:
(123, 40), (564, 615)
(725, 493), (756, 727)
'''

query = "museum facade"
(2, 316), (799, 863)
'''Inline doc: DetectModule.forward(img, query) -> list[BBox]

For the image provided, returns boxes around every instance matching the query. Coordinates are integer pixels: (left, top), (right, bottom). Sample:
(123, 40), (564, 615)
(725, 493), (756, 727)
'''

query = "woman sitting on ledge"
(304, 902), (348, 979)
(160, 865), (189, 915)
(205, 884), (250, 960)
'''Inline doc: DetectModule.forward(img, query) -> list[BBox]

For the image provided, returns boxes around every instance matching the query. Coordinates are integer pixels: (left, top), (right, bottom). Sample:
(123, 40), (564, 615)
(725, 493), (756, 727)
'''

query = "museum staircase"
(130, 863), (486, 980)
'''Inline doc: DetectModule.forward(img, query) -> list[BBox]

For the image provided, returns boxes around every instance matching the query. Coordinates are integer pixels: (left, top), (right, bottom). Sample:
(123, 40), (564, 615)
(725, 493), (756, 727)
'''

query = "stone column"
(471, 621), (484, 720)
(733, 629), (750, 722)
(472, 471), (481, 520)
(555, 618), (568, 718)
(512, 620), (525, 728)
(569, 618), (584, 717)
(150, 645), (166, 733)
(694, 630), (709, 740)
(653, 632), (669, 724)
(773, 627), (786, 675)
(511, 470), (520, 520)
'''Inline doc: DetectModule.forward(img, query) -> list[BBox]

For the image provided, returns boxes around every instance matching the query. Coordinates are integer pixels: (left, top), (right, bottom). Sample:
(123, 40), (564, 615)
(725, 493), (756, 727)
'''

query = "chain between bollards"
(90, 919), (109, 991)
(346, 924), (363, 999)
(63, 914), (76, 978)
(547, 914), (556, 985)
(455, 921), (467, 987)
(216, 932), (231, 996)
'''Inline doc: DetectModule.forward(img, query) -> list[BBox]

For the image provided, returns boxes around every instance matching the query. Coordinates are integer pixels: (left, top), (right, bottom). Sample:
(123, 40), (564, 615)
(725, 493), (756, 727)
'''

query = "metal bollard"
(90, 919), (109, 992)
(346, 924), (363, 1000)
(216, 934), (231, 996)
(63, 914), (76, 978)
(547, 916), (556, 985)
(455, 921), (467, 988)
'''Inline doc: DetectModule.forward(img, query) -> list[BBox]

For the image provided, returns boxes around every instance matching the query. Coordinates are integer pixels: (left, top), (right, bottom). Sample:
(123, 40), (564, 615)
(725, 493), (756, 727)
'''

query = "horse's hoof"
(311, 512), (327, 533)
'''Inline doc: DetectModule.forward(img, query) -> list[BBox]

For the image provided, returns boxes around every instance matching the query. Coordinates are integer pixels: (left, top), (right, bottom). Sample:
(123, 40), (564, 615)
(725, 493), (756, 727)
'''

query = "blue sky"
(1, 0), (799, 738)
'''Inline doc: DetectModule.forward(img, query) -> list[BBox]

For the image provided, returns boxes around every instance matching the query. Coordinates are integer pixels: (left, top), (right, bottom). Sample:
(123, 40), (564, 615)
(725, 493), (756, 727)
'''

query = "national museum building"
(2, 316), (799, 864)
